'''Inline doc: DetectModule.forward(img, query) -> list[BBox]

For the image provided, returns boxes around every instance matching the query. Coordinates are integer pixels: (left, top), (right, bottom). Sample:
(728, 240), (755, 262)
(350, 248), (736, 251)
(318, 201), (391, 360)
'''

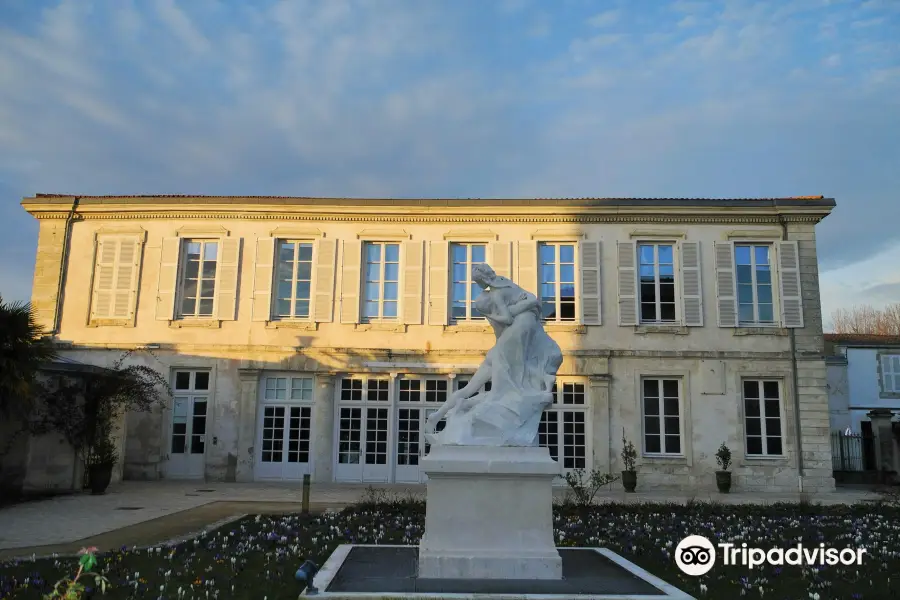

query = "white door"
(539, 381), (591, 480)
(394, 405), (423, 483)
(255, 376), (314, 481)
(334, 377), (392, 482)
(165, 370), (210, 479)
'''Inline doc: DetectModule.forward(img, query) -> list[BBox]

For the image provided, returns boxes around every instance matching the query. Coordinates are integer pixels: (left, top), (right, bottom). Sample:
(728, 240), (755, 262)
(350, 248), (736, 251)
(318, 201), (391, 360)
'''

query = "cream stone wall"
(21, 196), (836, 492)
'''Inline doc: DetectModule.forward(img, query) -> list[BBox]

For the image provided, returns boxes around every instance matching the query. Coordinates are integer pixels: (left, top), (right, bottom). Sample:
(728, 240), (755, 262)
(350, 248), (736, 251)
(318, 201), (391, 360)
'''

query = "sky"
(0, 0), (898, 329)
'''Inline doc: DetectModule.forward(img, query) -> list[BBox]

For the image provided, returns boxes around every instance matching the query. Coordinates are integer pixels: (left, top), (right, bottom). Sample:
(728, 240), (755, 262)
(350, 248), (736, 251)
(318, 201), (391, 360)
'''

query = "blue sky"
(0, 0), (898, 326)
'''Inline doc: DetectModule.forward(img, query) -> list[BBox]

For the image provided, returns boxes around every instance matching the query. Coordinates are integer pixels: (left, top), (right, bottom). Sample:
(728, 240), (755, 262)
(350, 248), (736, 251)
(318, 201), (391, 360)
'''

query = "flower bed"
(1, 500), (899, 599)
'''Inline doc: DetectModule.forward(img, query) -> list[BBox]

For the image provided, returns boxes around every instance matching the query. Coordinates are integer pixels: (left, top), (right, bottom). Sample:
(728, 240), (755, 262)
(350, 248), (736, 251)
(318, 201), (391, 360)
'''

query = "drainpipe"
(52, 197), (79, 335)
(779, 215), (804, 493)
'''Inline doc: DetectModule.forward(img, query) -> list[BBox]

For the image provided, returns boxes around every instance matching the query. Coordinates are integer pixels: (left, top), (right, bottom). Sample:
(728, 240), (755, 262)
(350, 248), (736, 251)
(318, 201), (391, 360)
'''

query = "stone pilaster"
(235, 368), (260, 482)
(867, 409), (897, 483)
(30, 217), (72, 332)
(313, 373), (337, 483)
(589, 375), (610, 474)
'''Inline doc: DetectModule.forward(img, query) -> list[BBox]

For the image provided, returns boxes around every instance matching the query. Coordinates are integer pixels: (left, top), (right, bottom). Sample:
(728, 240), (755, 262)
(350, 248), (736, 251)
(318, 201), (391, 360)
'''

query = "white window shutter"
(92, 239), (117, 319)
(778, 241), (804, 328)
(579, 241), (602, 325)
(215, 238), (241, 321)
(313, 238), (337, 323)
(155, 237), (180, 321)
(488, 242), (512, 279)
(680, 241), (703, 326)
(516, 241), (538, 295)
(251, 237), (275, 322)
(714, 241), (737, 327)
(402, 240), (424, 325)
(340, 240), (362, 324)
(616, 241), (637, 326)
(114, 238), (142, 320)
(428, 241), (449, 326)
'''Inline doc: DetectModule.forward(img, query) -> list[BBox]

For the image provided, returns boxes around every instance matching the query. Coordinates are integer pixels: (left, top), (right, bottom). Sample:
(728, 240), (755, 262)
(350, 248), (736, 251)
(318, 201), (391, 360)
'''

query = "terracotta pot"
(88, 463), (113, 495)
(622, 470), (637, 493)
(715, 470), (732, 493)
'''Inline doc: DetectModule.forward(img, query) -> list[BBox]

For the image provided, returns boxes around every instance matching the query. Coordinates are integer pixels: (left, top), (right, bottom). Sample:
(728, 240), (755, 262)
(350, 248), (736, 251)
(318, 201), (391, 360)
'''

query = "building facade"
(826, 334), (900, 434)
(21, 194), (836, 492)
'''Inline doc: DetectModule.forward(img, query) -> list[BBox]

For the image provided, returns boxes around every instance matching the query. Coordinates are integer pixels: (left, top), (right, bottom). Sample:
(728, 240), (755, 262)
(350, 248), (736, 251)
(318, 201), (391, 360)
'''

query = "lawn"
(1, 496), (899, 599)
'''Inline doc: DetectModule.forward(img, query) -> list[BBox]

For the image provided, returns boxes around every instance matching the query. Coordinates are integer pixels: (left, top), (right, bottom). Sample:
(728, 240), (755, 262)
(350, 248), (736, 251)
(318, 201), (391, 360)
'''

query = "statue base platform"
(418, 444), (563, 580)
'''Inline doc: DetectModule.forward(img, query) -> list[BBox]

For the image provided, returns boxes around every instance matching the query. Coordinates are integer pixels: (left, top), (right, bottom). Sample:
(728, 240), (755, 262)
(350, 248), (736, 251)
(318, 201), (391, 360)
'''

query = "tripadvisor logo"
(674, 535), (866, 576)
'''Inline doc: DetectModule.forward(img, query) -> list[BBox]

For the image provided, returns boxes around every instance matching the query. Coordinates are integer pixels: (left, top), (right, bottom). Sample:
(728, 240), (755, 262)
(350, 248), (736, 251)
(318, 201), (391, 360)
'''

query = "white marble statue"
(424, 263), (563, 446)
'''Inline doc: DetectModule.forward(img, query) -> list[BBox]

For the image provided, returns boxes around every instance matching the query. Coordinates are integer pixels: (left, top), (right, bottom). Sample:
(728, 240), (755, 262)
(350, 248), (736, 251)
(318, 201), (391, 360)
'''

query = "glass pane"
(763, 381), (779, 399)
(744, 398), (760, 417)
(640, 283), (656, 303)
(298, 244), (313, 261)
(453, 283), (467, 302)
(365, 243), (381, 262)
(365, 263), (381, 281)
(664, 435), (681, 454)
(645, 435), (661, 454)
(639, 265), (655, 280)
(364, 301), (379, 318)
(182, 279), (198, 299)
(560, 301), (575, 321)
(296, 281), (311, 300)
(186, 242), (201, 257)
(277, 280), (291, 299)
(757, 267), (771, 284)
(664, 416), (679, 435)
(638, 245), (654, 264)
(453, 263), (467, 282)
(766, 436), (783, 455)
(644, 396), (659, 416)
(738, 284), (754, 304)
(746, 417), (761, 436)
(754, 245), (769, 266)
(471, 245), (485, 262)
(181, 298), (196, 316)
(664, 397), (679, 416)
(658, 265), (674, 279)
(451, 304), (467, 319)
(193, 401), (207, 416)
(746, 436), (763, 455)
(758, 304), (774, 323)
(539, 244), (555, 263)
(364, 282), (380, 302)
(451, 244), (466, 261)
(662, 379), (679, 398)
(185, 260), (199, 279)
(764, 399), (780, 418)
(757, 284), (773, 304)
(660, 302), (676, 322)
(276, 299), (291, 316)
(559, 245), (574, 263)
(739, 304), (755, 324)
(644, 416), (659, 435)
(743, 380), (759, 399)
(200, 280), (216, 298)
(203, 243), (217, 261)
(297, 262), (312, 280)
(383, 282), (398, 301)
(560, 264), (575, 283)
(383, 301), (397, 318)
(278, 242), (294, 262)
(734, 246), (751, 265)
(541, 264), (555, 284)
(384, 263), (399, 282)
(643, 379), (659, 398)
(173, 397), (188, 417)
(660, 283), (675, 303)
(194, 372), (210, 390)
(385, 244), (399, 262)
(765, 417), (781, 436)
(657, 245), (673, 264)
(295, 300), (310, 318)
(736, 265), (753, 284)
(202, 262), (216, 278)
(199, 299), (214, 315)
(175, 372), (191, 390)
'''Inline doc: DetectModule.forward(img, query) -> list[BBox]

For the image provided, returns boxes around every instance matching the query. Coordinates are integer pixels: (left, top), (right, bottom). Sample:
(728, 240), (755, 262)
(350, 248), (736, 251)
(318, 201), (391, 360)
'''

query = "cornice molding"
(269, 226), (324, 238)
(442, 229), (499, 241)
(64, 212), (826, 224)
(176, 225), (230, 237)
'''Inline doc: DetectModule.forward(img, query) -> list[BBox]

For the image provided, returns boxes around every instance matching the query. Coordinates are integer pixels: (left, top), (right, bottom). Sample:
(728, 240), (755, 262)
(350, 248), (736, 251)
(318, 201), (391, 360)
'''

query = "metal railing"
(831, 431), (875, 472)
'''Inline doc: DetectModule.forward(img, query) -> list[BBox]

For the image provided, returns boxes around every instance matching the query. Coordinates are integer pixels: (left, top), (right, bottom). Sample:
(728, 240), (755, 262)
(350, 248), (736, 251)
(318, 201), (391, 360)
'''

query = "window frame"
(271, 239), (316, 321)
(879, 353), (900, 396)
(640, 376), (684, 457)
(449, 242), (487, 323)
(361, 241), (400, 322)
(539, 379), (591, 472)
(176, 238), (219, 319)
(169, 368), (213, 456)
(636, 240), (679, 325)
(538, 241), (578, 323)
(733, 242), (778, 327)
(741, 378), (785, 458)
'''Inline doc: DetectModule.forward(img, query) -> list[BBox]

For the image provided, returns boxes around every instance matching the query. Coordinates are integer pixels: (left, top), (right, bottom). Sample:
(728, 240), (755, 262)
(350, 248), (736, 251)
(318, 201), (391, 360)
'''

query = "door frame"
(162, 366), (216, 480)
(253, 372), (317, 481)
(332, 375), (394, 483)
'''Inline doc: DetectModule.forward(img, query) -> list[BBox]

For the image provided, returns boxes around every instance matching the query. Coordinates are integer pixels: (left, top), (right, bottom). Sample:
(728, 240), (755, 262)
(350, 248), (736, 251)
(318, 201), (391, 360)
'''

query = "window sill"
(634, 325), (688, 335)
(544, 324), (587, 334)
(640, 455), (688, 465)
(266, 320), (318, 331)
(355, 322), (407, 332)
(444, 323), (492, 334)
(739, 456), (789, 467)
(733, 326), (788, 336)
(88, 318), (134, 328)
(169, 319), (221, 329)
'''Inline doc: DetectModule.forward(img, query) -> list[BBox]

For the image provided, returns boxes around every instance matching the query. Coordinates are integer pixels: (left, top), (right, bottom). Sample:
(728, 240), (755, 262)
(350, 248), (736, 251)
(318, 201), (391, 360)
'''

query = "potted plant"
(715, 441), (732, 493)
(86, 432), (117, 495)
(621, 431), (637, 493)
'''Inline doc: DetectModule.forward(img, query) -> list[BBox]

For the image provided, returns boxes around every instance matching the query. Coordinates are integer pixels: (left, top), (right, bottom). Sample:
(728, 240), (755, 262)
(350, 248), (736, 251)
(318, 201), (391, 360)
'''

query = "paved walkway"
(0, 481), (879, 551)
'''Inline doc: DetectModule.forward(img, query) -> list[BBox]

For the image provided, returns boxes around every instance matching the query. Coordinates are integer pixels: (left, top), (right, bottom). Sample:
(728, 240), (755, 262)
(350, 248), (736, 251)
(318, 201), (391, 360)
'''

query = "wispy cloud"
(586, 9), (620, 28)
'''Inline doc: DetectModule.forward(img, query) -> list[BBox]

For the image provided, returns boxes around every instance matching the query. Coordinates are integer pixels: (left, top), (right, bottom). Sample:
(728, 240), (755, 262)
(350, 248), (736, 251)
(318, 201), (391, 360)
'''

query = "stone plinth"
(418, 444), (562, 580)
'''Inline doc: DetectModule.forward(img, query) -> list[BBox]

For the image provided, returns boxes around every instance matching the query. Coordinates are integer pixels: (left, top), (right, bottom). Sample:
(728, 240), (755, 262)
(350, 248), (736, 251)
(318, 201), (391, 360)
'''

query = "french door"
(255, 375), (315, 481)
(165, 370), (210, 479)
(335, 378), (391, 482)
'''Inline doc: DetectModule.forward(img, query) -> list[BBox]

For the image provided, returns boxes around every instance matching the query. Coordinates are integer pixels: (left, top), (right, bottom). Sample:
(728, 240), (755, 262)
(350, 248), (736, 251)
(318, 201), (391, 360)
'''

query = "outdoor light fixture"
(295, 559), (319, 595)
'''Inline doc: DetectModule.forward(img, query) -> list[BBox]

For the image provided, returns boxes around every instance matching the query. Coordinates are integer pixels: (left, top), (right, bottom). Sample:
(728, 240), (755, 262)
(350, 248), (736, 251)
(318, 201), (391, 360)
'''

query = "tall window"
(274, 241), (313, 319)
(539, 243), (576, 321)
(881, 355), (900, 394)
(363, 242), (399, 320)
(735, 244), (774, 325)
(539, 381), (588, 470)
(450, 243), (486, 321)
(179, 240), (217, 318)
(642, 378), (681, 455)
(743, 379), (783, 456)
(638, 243), (676, 323)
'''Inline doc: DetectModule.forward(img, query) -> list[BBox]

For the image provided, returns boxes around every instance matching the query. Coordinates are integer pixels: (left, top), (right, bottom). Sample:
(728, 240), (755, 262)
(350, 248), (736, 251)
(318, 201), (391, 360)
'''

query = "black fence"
(831, 430), (876, 472)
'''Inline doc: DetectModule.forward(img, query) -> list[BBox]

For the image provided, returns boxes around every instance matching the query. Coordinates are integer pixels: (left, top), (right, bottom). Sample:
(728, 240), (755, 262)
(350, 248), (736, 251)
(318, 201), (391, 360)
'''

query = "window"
(171, 370), (210, 455)
(539, 381), (588, 470)
(539, 243), (576, 321)
(638, 243), (676, 323)
(274, 241), (313, 319)
(743, 379), (783, 456)
(90, 236), (140, 320)
(363, 242), (399, 320)
(735, 244), (775, 325)
(642, 378), (681, 455)
(450, 243), (486, 321)
(881, 355), (900, 394)
(179, 240), (218, 318)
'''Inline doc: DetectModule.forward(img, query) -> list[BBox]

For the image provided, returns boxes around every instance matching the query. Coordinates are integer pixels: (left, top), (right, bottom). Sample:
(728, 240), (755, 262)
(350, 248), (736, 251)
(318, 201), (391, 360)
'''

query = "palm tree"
(0, 295), (57, 420)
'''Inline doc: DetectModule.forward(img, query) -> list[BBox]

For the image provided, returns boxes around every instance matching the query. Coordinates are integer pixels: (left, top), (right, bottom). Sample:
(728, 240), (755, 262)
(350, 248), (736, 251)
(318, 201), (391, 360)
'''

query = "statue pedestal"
(418, 444), (563, 580)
